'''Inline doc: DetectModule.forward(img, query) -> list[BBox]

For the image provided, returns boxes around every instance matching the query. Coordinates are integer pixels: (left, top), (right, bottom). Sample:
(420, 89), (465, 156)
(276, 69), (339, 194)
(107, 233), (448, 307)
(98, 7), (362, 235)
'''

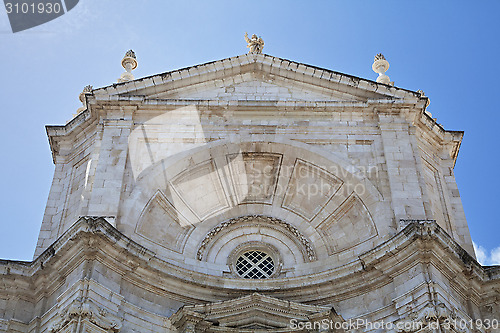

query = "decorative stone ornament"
(417, 89), (431, 107)
(49, 299), (122, 332)
(244, 32), (264, 54)
(73, 85), (93, 117)
(170, 293), (344, 332)
(395, 301), (466, 333)
(196, 215), (317, 262)
(78, 85), (93, 104)
(372, 53), (391, 85)
(118, 49), (138, 83)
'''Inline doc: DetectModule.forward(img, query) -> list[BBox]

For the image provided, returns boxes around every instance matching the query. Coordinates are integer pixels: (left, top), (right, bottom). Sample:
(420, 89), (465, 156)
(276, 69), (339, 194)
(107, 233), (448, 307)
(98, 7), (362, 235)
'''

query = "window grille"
(235, 250), (275, 279)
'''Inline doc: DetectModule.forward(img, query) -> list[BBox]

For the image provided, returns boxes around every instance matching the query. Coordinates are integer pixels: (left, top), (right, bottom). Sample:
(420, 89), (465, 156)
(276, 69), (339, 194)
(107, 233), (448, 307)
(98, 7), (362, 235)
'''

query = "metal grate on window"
(235, 250), (275, 279)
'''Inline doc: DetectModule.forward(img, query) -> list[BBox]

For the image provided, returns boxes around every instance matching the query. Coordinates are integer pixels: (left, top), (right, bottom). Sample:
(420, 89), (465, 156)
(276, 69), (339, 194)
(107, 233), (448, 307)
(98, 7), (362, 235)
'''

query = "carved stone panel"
(282, 159), (343, 221)
(170, 159), (230, 220)
(136, 190), (194, 253)
(227, 152), (282, 205)
(49, 299), (121, 332)
(317, 193), (377, 255)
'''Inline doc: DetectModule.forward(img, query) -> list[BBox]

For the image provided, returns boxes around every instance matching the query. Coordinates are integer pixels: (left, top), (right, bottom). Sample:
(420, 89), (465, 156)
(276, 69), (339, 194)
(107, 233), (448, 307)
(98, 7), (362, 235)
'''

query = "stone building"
(1, 40), (499, 332)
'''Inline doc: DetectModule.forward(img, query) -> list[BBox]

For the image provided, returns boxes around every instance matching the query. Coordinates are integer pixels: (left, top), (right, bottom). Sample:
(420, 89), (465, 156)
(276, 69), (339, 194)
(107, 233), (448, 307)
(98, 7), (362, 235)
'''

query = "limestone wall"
(34, 54), (475, 266)
(1, 219), (498, 332)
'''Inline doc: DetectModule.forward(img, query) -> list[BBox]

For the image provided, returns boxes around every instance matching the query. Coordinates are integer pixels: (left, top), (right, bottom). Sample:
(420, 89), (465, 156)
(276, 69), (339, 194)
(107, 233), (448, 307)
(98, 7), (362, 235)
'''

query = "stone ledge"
(1, 217), (495, 293)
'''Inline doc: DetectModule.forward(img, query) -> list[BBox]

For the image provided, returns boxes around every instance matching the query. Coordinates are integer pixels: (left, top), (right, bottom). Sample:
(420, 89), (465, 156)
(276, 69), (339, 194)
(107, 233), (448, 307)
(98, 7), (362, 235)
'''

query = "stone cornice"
(414, 111), (464, 167)
(45, 106), (98, 163)
(45, 97), (437, 162)
(92, 53), (420, 100)
(1, 218), (497, 307)
(88, 95), (427, 110)
(43, 53), (462, 161)
(170, 292), (343, 332)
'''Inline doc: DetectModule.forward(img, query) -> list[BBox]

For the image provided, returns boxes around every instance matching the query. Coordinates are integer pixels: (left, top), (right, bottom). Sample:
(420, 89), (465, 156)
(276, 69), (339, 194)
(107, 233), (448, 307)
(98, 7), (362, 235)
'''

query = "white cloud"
(473, 241), (500, 266)
(490, 247), (500, 265)
(473, 241), (487, 265)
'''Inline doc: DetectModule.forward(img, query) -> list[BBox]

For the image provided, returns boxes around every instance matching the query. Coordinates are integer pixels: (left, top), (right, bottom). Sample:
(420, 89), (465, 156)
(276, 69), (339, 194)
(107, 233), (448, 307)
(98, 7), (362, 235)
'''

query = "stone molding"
(196, 215), (317, 261)
(170, 293), (344, 332)
(93, 53), (420, 101)
(2, 217), (494, 293)
(49, 299), (122, 332)
(3, 217), (493, 291)
(1, 217), (499, 331)
(47, 52), (436, 157)
(396, 302), (469, 333)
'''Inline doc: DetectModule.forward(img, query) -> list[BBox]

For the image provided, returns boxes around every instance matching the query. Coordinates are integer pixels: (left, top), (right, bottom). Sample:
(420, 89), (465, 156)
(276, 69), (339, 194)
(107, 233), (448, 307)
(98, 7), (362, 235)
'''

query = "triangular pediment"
(169, 293), (344, 332)
(150, 71), (365, 102)
(94, 53), (420, 104)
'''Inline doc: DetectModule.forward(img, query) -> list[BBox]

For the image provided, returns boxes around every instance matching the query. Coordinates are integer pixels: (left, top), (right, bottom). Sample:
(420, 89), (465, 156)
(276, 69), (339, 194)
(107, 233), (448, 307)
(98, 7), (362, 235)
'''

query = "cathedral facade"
(0, 44), (499, 332)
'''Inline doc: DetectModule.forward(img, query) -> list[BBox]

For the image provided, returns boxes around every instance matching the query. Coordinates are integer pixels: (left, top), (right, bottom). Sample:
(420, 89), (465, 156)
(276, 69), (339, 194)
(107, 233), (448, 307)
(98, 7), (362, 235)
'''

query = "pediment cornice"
(92, 53), (422, 103)
(170, 293), (343, 332)
(45, 53), (453, 164)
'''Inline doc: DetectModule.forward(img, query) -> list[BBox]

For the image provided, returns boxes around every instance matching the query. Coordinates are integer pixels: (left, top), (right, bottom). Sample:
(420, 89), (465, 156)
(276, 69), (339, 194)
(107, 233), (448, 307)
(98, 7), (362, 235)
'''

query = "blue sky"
(1, 1), (499, 264)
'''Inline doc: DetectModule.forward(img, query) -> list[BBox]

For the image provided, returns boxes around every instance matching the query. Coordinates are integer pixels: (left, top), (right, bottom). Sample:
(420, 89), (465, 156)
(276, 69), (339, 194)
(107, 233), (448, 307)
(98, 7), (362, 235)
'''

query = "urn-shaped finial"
(73, 85), (94, 118)
(79, 85), (93, 103)
(372, 53), (391, 85)
(118, 50), (138, 83)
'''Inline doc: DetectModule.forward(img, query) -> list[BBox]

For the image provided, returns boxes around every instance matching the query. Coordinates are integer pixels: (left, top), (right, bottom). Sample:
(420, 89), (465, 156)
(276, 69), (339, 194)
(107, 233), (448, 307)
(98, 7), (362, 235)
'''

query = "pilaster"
(87, 107), (135, 223)
(379, 114), (426, 223)
(34, 157), (72, 258)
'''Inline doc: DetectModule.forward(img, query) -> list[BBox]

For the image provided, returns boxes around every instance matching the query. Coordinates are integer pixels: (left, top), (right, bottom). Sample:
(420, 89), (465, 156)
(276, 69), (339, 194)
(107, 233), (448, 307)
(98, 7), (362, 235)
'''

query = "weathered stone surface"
(0, 53), (496, 332)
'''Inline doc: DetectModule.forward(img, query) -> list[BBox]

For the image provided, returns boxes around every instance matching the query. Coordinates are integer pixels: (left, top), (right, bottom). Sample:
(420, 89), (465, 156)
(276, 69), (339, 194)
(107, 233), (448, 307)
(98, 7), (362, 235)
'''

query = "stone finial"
(71, 85), (94, 119)
(374, 53), (386, 61)
(79, 85), (93, 103)
(417, 90), (431, 108)
(124, 49), (136, 60)
(244, 32), (264, 54)
(372, 53), (391, 85)
(118, 49), (138, 83)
